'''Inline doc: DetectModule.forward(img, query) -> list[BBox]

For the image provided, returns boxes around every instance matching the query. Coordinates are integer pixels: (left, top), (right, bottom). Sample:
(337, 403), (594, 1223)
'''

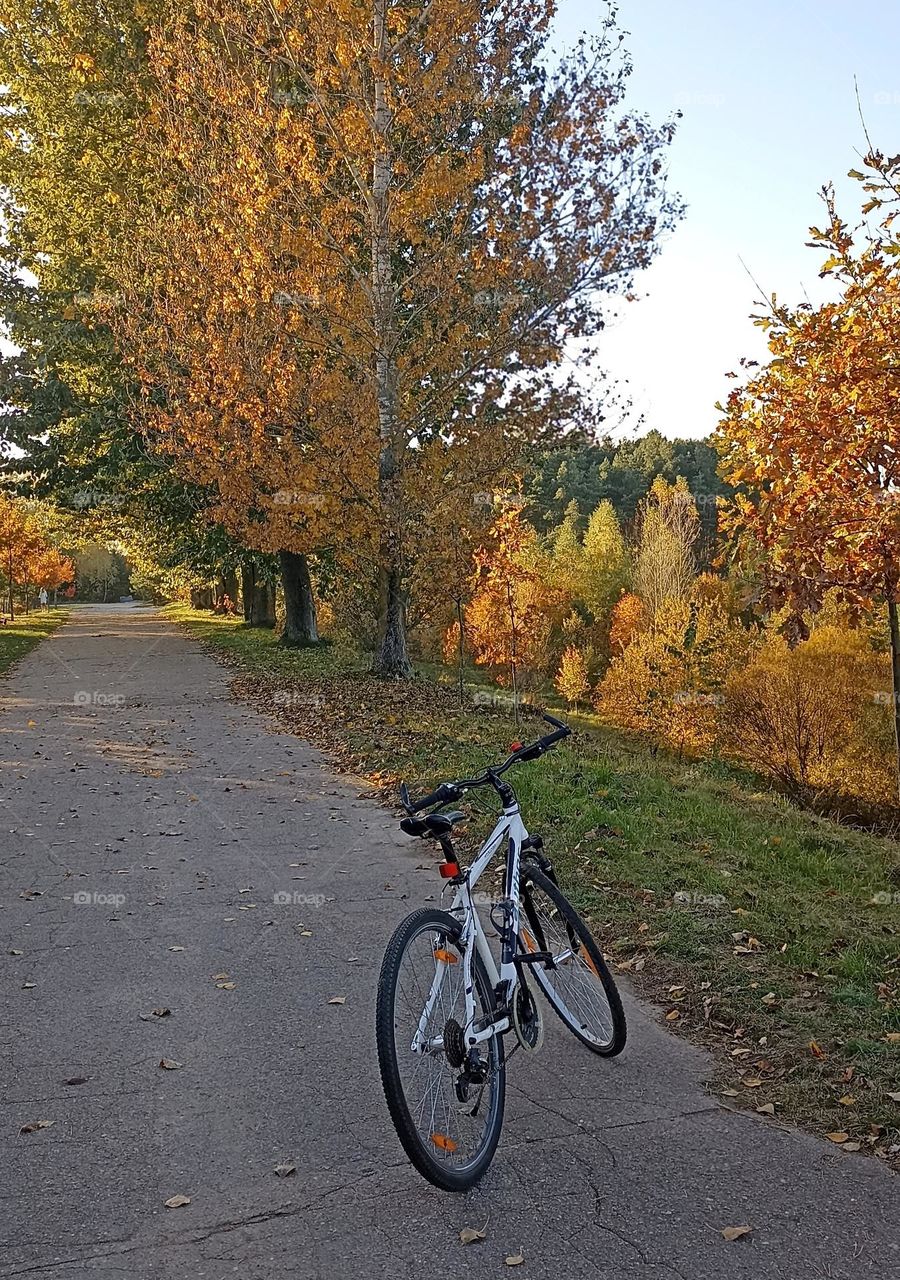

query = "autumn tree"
(126, 0), (681, 675)
(555, 645), (590, 710)
(633, 476), (700, 617)
(716, 154), (900, 793)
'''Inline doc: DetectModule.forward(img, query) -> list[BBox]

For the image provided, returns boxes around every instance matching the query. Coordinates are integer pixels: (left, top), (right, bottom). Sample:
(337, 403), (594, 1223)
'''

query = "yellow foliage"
(596, 599), (752, 755)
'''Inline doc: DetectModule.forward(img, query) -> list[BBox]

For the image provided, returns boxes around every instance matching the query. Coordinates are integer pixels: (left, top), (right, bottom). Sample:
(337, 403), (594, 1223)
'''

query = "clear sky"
(551, 0), (900, 440)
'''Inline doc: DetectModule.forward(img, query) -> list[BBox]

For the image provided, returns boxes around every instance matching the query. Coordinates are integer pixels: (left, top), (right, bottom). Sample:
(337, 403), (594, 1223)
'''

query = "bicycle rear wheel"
(376, 908), (506, 1191)
(519, 865), (626, 1056)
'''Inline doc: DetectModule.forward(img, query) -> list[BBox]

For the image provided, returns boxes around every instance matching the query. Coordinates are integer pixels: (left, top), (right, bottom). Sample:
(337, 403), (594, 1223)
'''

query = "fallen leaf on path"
(159, 1059), (183, 1071)
(826, 1132), (849, 1144)
(63, 1076), (89, 1086)
(720, 1225), (752, 1242)
(327, 996), (346, 1005)
(168, 946), (185, 953)
(164, 1195), (191, 1209)
(20, 1119), (54, 1134)
(842, 1142), (862, 1152)
(459, 1223), (487, 1245)
(212, 972), (230, 981)
(216, 982), (236, 990)
(274, 1162), (296, 1178)
(665, 1010), (680, 1022)
(505, 1252), (525, 1266)
(8, 949), (23, 955)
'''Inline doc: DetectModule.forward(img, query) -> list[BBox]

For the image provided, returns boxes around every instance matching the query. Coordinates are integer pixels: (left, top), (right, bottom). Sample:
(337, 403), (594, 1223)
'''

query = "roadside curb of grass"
(168, 607), (900, 1173)
(0, 608), (70, 682)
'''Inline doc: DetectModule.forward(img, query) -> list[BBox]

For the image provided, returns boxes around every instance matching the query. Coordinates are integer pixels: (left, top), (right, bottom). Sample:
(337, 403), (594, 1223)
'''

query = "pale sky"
(553, 0), (900, 440)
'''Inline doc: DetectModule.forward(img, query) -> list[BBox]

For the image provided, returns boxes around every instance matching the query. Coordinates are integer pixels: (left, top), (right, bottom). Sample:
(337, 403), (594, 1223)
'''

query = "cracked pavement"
(1, 605), (897, 1279)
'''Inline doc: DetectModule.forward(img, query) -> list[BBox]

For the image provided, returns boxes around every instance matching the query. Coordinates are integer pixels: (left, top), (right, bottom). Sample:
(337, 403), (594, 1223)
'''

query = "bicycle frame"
(412, 792), (528, 1055)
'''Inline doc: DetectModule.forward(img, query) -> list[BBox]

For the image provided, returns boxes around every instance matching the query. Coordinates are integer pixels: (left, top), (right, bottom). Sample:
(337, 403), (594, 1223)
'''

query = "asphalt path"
(1, 605), (896, 1279)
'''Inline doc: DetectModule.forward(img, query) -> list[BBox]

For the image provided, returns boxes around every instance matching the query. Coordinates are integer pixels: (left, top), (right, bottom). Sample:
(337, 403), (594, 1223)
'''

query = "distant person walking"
(38, 588), (49, 611)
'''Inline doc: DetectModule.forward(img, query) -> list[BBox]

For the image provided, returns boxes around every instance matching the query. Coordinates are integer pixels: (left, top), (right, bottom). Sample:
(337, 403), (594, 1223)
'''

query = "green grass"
(0, 608), (69, 676)
(167, 604), (900, 1161)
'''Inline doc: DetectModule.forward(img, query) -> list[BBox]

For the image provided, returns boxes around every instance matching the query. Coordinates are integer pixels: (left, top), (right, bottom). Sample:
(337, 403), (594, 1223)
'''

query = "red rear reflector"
(510, 741), (523, 751)
(439, 862), (460, 879)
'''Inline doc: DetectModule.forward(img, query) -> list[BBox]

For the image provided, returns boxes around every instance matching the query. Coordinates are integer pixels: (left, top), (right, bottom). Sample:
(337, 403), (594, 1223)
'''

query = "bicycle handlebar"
(399, 713), (572, 814)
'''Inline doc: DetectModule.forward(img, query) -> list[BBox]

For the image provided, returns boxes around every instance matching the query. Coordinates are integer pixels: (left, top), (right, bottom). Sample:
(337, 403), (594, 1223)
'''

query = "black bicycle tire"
(375, 907), (506, 1191)
(519, 865), (627, 1056)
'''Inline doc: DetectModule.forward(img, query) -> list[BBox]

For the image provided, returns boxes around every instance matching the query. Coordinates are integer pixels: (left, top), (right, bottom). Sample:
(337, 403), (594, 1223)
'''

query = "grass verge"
(166, 604), (900, 1166)
(0, 608), (69, 677)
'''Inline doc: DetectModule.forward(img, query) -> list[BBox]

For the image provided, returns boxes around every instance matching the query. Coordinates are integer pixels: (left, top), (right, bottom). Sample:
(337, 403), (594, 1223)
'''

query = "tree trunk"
(370, 0), (411, 680)
(223, 569), (239, 610)
(241, 563), (256, 622)
(279, 550), (318, 647)
(375, 563), (411, 677)
(249, 578), (276, 629)
(888, 599), (900, 804)
(214, 575), (226, 608)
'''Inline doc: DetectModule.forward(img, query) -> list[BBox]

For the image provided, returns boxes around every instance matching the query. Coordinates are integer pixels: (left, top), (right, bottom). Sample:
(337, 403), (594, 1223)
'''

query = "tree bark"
(888, 599), (900, 804)
(241, 562), (256, 622)
(279, 550), (319, 647)
(249, 577), (276, 628)
(370, 0), (412, 679)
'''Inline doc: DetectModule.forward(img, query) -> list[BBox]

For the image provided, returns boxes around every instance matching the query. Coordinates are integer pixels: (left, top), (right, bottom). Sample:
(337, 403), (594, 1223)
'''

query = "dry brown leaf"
(168, 946), (185, 953)
(327, 996), (346, 1005)
(838, 1095), (856, 1106)
(887, 1091), (900, 1103)
(505, 1253), (525, 1267)
(459, 1224), (487, 1245)
(741, 1077), (763, 1089)
(216, 981), (236, 990)
(842, 1142), (862, 1152)
(274, 1162), (296, 1177)
(809, 1040), (827, 1058)
(756, 1103), (776, 1116)
(159, 1058), (183, 1071)
(63, 1076), (89, 1086)
(760, 992), (777, 1006)
(826, 1131), (849, 1144)
(721, 1225), (752, 1242)
(883, 1033), (900, 1044)
(665, 1009), (680, 1022)
(20, 1119), (53, 1134)
(164, 1194), (191, 1209)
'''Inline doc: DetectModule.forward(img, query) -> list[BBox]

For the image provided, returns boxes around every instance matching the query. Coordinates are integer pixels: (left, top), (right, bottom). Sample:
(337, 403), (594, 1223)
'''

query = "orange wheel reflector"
(522, 930), (537, 953)
(431, 1133), (457, 1152)
(433, 948), (458, 964)
(510, 741), (523, 751)
(581, 950), (600, 976)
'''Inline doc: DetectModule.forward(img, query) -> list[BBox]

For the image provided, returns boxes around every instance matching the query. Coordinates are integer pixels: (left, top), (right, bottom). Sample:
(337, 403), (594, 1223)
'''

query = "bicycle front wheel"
(375, 908), (506, 1191)
(519, 865), (626, 1056)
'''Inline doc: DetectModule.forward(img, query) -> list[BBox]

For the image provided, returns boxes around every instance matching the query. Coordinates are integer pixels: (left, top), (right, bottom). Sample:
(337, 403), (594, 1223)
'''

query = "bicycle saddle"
(400, 810), (467, 839)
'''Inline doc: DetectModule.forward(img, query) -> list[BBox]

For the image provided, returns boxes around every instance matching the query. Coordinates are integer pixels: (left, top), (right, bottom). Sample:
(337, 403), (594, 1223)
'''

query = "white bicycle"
(375, 714), (626, 1191)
